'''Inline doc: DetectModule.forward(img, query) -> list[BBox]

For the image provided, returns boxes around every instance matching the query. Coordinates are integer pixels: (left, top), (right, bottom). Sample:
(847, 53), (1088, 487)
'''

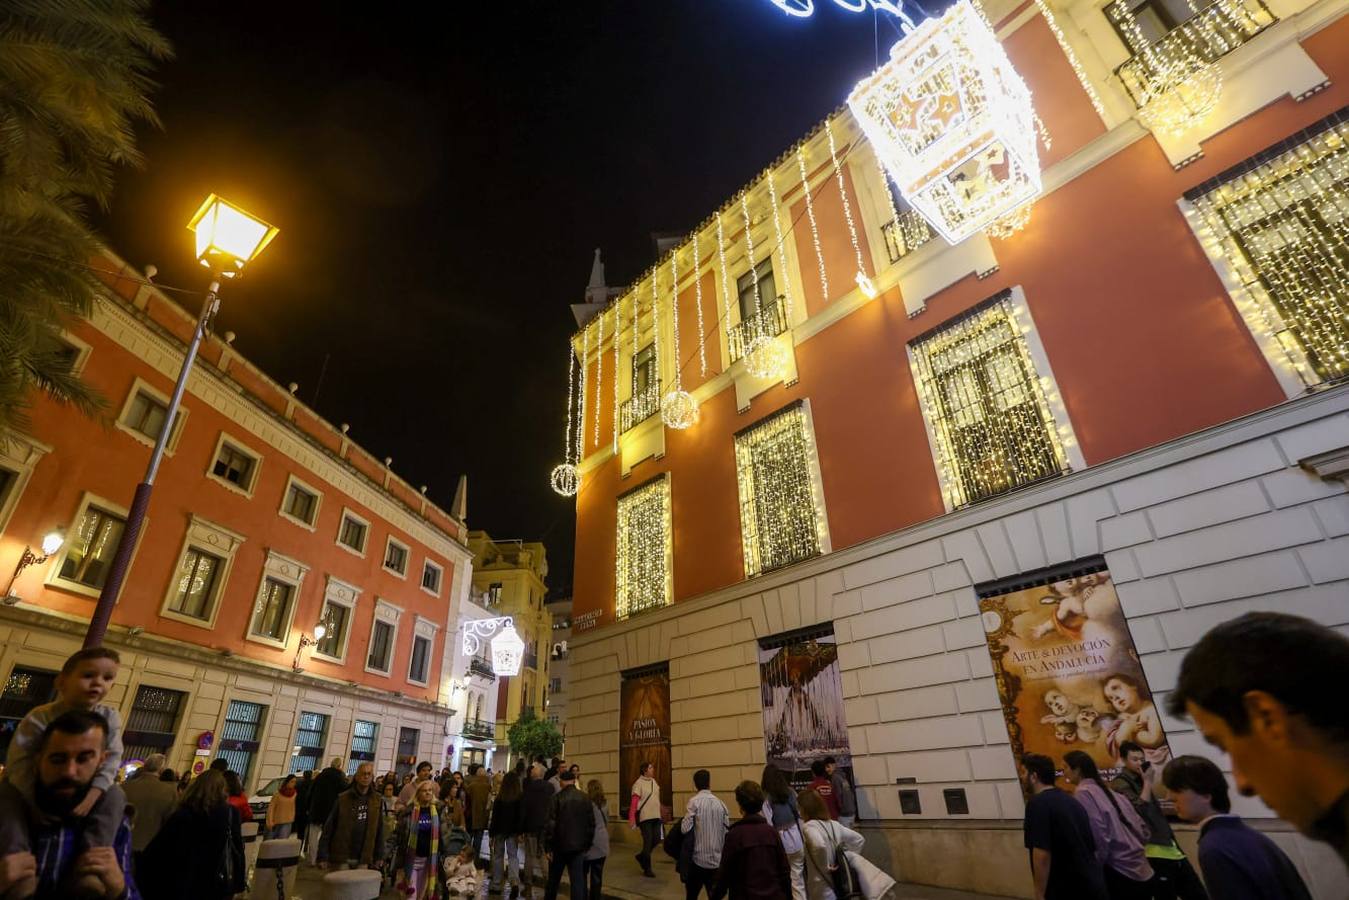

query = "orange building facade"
(563, 0), (1349, 895)
(0, 254), (474, 788)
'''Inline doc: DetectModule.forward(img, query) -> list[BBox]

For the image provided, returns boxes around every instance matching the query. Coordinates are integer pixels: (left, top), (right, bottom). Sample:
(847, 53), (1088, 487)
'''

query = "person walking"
(223, 769), (253, 823)
(1112, 741), (1207, 899)
(266, 773), (298, 838)
(806, 763), (839, 821)
(716, 781), (791, 900)
(294, 769), (313, 846)
(1064, 750), (1153, 899)
(307, 757), (348, 865)
(489, 771), (526, 897)
(139, 768), (246, 900)
(394, 780), (444, 899)
(122, 752), (178, 872)
(544, 768), (595, 900)
(1163, 755), (1312, 900)
(798, 789), (864, 900)
(824, 759), (855, 828)
(761, 765), (806, 900)
(466, 763), (493, 859)
(521, 762), (554, 899)
(629, 761), (662, 878)
(399, 761), (436, 811)
(584, 780), (609, 900)
(682, 769), (730, 900)
(317, 762), (385, 872)
(1021, 753), (1107, 900)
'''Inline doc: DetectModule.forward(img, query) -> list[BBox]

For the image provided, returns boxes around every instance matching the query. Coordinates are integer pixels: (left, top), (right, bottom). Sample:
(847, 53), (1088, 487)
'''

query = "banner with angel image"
(759, 627), (852, 782)
(978, 562), (1171, 789)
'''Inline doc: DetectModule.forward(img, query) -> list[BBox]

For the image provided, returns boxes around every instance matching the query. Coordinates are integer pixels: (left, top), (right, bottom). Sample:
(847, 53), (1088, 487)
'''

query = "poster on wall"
(978, 559), (1171, 790)
(759, 626), (852, 789)
(619, 663), (672, 817)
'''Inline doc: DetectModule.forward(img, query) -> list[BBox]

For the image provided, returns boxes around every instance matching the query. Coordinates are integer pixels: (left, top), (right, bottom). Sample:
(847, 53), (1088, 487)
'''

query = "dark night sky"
(98, 1), (907, 590)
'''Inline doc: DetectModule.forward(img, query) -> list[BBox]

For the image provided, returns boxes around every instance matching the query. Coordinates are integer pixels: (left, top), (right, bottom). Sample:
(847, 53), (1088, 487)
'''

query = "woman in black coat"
(488, 772), (526, 895)
(139, 769), (246, 900)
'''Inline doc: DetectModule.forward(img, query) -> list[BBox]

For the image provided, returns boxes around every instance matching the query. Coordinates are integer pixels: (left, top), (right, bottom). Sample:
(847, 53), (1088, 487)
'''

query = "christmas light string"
(594, 306), (604, 446)
(826, 119), (878, 298)
(693, 235), (708, 376)
(797, 146), (830, 303)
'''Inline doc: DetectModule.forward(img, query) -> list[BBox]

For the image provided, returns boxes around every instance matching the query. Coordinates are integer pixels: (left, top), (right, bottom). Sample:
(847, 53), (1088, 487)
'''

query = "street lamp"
(293, 621), (329, 672)
(82, 195), (277, 648)
(2, 530), (65, 605)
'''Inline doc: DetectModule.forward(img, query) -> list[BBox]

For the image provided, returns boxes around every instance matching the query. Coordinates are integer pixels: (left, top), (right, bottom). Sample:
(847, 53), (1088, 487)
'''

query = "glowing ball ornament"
(660, 390), (701, 430)
(744, 335), (790, 381)
(1137, 61), (1222, 137)
(848, 0), (1043, 245)
(550, 463), (579, 497)
(491, 623), (525, 677)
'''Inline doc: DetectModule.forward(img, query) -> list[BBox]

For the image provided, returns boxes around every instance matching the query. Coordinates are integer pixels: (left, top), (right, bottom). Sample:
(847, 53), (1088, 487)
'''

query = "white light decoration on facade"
(716, 211), (733, 339)
(1031, 0), (1107, 121)
(797, 147), (831, 302)
(735, 403), (826, 578)
(462, 617), (524, 677)
(768, 0), (917, 22)
(662, 249), (700, 429)
(693, 234), (708, 376)
(1110, 0), (1221, 137)
(615, 475), (672, 621)
(594, 308), (604, 446)
(551, 340), (580, 497)
(825, 120), (878, 299)
(848, 0), (1043, 245)
(766, 173), (796, 324)
(613, 298), (621, 453)
(578, 322), (589, 460)
(550, 463), (579, 497)
(740, 188), (791, 382)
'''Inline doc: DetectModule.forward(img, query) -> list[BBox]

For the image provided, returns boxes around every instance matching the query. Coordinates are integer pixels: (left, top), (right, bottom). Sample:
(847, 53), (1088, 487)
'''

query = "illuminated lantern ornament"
(661, 390), (700, 430)
(986, 202), (1034, 239)
(744, 334), (790, 381)
(848, 0), (1043, 245)
(491, 623), (525, 677)
(550, 463), (579, 497)
(1136, 59), (1222, 137)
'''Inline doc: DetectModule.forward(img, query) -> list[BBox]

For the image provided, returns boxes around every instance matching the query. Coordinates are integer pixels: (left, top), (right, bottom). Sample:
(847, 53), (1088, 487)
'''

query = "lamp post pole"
(83, 281), (221, 648)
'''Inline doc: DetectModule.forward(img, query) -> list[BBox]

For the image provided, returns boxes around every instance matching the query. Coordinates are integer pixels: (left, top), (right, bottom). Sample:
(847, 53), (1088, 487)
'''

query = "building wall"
(568, 388), (1349, 898)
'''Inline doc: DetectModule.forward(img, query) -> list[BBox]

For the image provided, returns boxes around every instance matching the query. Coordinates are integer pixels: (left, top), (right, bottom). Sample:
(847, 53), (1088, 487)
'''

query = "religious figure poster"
(619, 663), (672, 817)
(978, 561), (1171, 789)
(759, 626), (852, 789)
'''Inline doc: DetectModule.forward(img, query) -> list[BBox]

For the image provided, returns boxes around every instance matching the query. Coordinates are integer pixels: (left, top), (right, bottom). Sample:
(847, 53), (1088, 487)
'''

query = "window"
(251, 578), (295, 641)
(216, 700), (266, 785)
(615, 475), (671, 621)
(736, 259), (778, 321)
(123, 686), (186, 767)
(421, 561), (443, 596)
(54, 331), (91, 377)
(279, 476), (321, 528)
(729, 260), (789, 363)
(395, 727), (420, 780)
(348, 720), (378, 775)
(0, 667), (57, 758)
(290, 711), (329, 774)
(56, 501), (127, 592)
(1185, 110), (1349, 389)
(312, 576), (359, 662)
(337, 509), (369, 555)
(408, 635), (432, 685)
(366, 600), (401, 676)
(115, 379), (186, 451)
(383, 537), (409, 577)
(550, 677), (562, 694)
(908, 291), (1071, 508)
(160, 515), (244, 628)
(208, 435), (260, 495)
(734, 402), (828, 577)
(169, 548), (222, 621)
(621, 343), (660, 433)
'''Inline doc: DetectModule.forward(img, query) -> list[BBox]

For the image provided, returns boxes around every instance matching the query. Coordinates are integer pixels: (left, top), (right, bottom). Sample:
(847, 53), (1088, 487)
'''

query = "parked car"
(248, 776), (285, 819)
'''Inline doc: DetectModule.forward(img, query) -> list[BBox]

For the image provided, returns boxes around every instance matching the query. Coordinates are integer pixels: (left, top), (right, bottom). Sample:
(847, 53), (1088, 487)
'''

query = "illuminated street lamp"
(293, 620), (329, 672)
(83, 195), (277, 648)
(2, 530), (65, 605)
(490, 623), (525, 678)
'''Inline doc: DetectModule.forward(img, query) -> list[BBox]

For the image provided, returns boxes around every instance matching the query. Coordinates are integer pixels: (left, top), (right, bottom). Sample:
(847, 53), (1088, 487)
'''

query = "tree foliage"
(0, 1), (170, 434)
(506, 707), (563, 764)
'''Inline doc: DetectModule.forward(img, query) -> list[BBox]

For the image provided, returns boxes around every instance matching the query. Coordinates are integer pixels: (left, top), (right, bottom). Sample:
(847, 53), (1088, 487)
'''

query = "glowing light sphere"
(986, 202), (1033, 239)
(550, 463), (580, 497)
(491, 623), (525, 677)
(743, 334), (790, 381)
(848, 0), (1043, 245)
(660, 390), (701, 430)
(1137, 60), (1222, 137)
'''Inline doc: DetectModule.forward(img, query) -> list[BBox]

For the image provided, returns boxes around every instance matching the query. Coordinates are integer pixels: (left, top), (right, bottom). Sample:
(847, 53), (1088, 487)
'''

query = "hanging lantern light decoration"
(550, 336), (581, 497)
(661, 246), (700, 430)
(490, 621), (525, 677)
(848, 0), (1043, 245)
(1111, 0), (1221, 137)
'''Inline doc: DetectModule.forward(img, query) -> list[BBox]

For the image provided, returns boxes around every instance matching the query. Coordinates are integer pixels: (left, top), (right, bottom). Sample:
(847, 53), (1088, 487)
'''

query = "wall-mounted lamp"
(2, 530), (65, 605)
(292, 620), (329, 672)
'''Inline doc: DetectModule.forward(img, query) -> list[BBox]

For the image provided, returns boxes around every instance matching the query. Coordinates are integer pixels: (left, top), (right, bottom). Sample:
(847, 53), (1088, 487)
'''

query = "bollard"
(249, 836), (301, 900)
(321, 867), (383, 900)
(239, 821), (260, 886)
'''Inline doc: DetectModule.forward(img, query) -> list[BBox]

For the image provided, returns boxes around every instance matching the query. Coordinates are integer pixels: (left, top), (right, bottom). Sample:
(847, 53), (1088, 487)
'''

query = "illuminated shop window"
(908, 293), (1070, 508)
(734, 402), (827, 578)
(615, 475), (671, 621)
(1186, 109), (1349, 388)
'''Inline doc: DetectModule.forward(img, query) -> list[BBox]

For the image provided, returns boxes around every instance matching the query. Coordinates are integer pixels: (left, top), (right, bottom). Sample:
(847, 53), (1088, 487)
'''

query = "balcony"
(728, 295), (790, 364)
(1115, 0), (1277, 107)
(468, 657), (495, 682)
(462, 719), (495, 741)
(881, 210), (936, 264)
(620, 380), (661, 433)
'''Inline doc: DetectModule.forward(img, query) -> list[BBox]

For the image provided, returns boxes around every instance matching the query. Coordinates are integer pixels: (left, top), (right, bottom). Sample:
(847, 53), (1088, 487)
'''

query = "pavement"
(290, 845), (1018, 900)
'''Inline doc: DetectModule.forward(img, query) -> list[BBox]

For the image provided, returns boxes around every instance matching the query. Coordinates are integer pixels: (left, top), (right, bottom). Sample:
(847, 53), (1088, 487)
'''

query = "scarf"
(279, 786), (297, 798)
(402, 802), (440, 898)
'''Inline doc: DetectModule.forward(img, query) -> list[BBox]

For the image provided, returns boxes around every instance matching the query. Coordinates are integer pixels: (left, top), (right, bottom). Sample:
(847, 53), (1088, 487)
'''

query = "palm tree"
(0, 1), (170, 434)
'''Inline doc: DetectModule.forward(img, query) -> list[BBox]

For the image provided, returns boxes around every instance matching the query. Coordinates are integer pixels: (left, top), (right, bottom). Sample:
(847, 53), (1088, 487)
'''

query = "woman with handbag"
(629, 762), (662, 878)
(798, 790), (865, 900)
(761, 766), (807, 900)
(138, 769), (246, 900)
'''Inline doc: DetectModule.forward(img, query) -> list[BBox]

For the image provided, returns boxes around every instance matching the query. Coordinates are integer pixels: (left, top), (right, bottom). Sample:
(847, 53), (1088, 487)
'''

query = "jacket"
(140, 802), (244, 900)
(318, 786), (385, 865)
(829, 770), (856, 818)
(802, 820), (865, 900)
(294, 775), (313, 828)
(227, 793), (253, 822)
(466, 774), (492, 831)
(1109, 769), (1175, 848)
(308, 765), (348, 824)
(489, 796), (524, 836)
(267, 788), (297, 829)
(123, 771), (179, 852)
(545, 785), (596, 856)
(586, 802), (610, 860)
(716, 814), (791, 900)
(522, 777), (554, 835)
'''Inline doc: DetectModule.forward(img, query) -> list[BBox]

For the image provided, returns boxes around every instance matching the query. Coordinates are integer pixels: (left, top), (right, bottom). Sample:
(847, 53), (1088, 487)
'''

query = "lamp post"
(83, 195), (278, 648)
(2, 530), (65, 605)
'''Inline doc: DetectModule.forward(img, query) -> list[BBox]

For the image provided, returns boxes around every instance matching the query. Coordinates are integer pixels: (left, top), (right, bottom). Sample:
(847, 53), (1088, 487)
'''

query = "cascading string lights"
(740, 189), (789, 382)
(766, 170), (795, 325)
(693, 233), (708, 376)
(734, 404), (824, 578)
(549, 340), (580, 497)
(1110, 0), (1222, 136)
(661, 246), (700, 429)
(613, 297), (620, 453)
(826, 119), (878, 299)
(614, 475), (672, 620)
(1031, 0), (1107, 121)
(715, 210), (733, 342)
(593, 306), (604, 447)
(797, 146), (830, 303)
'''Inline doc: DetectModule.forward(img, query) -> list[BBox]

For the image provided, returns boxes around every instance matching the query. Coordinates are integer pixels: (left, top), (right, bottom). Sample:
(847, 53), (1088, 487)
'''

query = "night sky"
(98, 1), (911, 590)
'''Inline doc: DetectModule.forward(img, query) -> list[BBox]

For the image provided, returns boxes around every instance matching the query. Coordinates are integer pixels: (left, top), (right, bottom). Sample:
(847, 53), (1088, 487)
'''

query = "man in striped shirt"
(680, 770), (730, 900)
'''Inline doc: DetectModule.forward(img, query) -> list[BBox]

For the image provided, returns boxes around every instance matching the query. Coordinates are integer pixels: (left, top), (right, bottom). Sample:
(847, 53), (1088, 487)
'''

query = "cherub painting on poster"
(980, 567), (1172, 787)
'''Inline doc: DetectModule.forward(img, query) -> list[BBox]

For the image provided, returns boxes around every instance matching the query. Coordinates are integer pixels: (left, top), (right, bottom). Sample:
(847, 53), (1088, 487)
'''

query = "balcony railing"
(728, 295), (790, 364)
(462, 719), (495, 741)
(1115, 0), (1277, 107)
(620, 380), (661, 433)
(881, 210), (936, 264)
(468, 657), (495, 682)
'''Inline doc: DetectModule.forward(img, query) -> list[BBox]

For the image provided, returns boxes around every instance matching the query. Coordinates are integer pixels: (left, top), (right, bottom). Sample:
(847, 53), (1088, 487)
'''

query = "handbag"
(220, 814), (246, 892)
(805, 822), (864, 900)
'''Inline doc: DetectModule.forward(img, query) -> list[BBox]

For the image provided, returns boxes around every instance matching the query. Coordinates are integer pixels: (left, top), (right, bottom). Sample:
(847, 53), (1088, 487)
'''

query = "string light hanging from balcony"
(593, 307), (604, 447)
(826, 120), (879, 299)
(661, 248), (700, 430)
(716, 210), (733, 337)
(741, 189), (791, 381)
(797, 147), (831, 302)
(693, 233), (708, 376)
(613, 298), (621, 453)
(766, 172), (795, 324)
(549, 340), (580, 497)
(1109, 0), (1221, 137)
